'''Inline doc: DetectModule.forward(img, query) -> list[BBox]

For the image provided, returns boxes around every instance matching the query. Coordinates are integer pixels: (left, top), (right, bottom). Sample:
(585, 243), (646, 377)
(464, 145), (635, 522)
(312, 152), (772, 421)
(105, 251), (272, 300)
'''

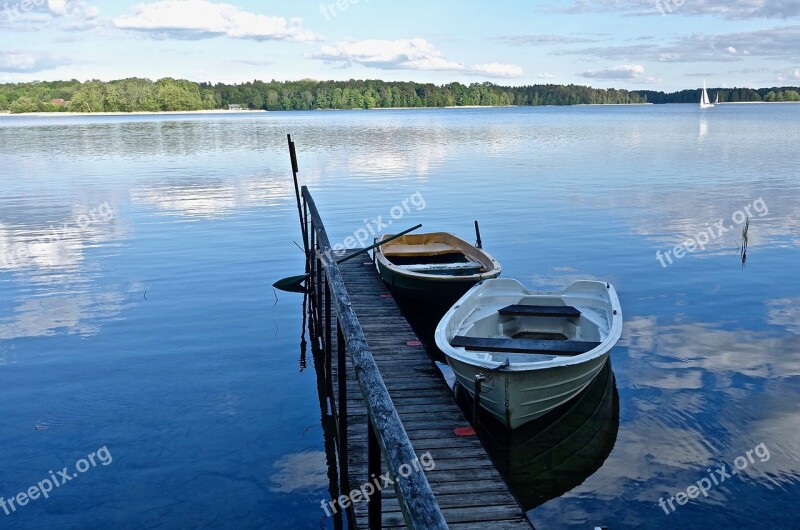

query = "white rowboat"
(435, 279), (622, 429)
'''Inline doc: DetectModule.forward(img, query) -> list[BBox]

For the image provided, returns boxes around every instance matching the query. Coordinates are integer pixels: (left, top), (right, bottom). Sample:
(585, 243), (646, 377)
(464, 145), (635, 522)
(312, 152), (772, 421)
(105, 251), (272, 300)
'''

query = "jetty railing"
(302, 185), (448, 530)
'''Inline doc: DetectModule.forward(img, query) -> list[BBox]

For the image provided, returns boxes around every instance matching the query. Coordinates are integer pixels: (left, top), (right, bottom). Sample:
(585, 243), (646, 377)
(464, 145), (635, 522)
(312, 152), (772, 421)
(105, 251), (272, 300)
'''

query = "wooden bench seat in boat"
(498, 304), (581, 318)
(383, 242), (460, 257)
(399, 262), (483, 273)
(451, 336), (601, 356)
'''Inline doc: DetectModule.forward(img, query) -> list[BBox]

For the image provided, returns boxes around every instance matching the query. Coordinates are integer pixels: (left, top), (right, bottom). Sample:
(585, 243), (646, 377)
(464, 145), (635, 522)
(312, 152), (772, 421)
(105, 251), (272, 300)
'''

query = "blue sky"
(1, 0), (799, 90)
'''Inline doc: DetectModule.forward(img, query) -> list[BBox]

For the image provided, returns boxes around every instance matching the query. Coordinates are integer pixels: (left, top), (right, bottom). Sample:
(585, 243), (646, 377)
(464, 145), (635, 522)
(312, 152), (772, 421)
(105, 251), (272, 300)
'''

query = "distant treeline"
(1, 78), (799, 113)
(637, 87), (800, 104)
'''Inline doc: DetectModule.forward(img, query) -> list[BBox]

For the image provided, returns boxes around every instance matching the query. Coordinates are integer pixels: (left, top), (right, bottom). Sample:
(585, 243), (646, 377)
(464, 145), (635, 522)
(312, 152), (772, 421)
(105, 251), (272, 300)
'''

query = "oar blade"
(273, 274), (308, 293)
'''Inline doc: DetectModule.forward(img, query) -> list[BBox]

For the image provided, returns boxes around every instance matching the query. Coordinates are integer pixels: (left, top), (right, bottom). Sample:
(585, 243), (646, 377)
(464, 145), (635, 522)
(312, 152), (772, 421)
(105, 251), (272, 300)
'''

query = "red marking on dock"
(406, 340), (423, 347)
(454, 427), (476, 437)
(380, 294), (393, 299)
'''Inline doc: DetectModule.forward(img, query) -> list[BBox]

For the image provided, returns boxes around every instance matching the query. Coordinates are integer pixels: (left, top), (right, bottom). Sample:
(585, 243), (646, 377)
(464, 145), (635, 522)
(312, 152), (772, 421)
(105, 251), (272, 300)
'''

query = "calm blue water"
(1, 106), (798, 529)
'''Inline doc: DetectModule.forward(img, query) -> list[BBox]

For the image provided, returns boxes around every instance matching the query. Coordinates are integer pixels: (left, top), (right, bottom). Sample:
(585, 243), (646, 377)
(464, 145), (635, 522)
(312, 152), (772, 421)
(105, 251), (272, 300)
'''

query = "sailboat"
(715, 92), (720, 105)
(700, 80), (715, 109)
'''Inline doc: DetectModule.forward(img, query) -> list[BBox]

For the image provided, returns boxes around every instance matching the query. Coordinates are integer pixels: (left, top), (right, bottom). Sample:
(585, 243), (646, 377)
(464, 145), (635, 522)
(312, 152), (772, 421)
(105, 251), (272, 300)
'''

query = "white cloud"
(0, 52), (62, 73)
(113, 0), (320, 42)
(48, 0), (68, 15)
(562, 0), (800, 20)
(471, 62), (524, 78)
(0, 0), (97, 26)
(538, 72), (555, 79)
(502, 34), (599, 45)
(580, 64), (645, 79)
(314, 38), (463, 71)
(561, 25), (800, 64)
(794, 68), (800, 79)
(312, 38), (523, 78)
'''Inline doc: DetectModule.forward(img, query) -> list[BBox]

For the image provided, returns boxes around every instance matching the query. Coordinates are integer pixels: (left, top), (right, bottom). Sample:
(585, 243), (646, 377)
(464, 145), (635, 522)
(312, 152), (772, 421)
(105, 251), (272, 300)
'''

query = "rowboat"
(375, 232), (501, 304)
(435, 278), (622, 429)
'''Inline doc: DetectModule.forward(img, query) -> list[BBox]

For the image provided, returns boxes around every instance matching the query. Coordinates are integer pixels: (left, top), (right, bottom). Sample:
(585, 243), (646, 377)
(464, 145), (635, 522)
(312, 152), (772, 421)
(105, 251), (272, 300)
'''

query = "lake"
(1, 105), (798, 529)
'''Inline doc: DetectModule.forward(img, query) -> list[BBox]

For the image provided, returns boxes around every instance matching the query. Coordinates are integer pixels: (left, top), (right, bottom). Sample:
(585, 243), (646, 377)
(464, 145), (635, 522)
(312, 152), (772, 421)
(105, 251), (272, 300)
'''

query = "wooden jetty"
(302, 186), (533, 530)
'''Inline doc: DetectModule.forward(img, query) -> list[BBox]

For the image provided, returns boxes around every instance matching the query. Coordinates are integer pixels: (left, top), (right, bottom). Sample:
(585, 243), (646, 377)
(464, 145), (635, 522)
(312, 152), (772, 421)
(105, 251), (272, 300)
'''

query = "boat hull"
(448, 352), (610, 429)
(376, 259), (484, 303)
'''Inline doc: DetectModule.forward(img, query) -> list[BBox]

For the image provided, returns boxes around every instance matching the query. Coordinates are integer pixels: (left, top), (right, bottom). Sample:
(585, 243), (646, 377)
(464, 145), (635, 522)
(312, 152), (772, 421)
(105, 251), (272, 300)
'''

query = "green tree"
(68, 82), (104, 112)
(9, 96), (38, 113)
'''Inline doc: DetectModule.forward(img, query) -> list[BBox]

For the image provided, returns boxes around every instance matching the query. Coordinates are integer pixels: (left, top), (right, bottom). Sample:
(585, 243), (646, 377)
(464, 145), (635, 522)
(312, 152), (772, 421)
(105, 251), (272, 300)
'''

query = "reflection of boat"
(435, 279), (622, 429)
(375, 232), (501, 304)
(700, 80), (715, 109)
(457, 360), (619, 510)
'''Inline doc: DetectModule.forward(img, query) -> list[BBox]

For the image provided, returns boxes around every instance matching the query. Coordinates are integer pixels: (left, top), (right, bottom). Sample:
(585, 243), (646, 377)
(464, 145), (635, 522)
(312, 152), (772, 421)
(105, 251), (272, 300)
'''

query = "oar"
(273, 224), (422, 293)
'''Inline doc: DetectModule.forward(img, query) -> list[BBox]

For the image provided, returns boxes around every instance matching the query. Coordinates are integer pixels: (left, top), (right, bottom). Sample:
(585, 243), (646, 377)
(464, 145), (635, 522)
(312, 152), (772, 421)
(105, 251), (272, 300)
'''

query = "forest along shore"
(2, 78), (799, 114)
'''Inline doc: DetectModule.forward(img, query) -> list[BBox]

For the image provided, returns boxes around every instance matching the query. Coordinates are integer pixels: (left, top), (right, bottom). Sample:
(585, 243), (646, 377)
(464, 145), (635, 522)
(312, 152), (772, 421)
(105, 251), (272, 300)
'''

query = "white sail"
(700, 80), (714, 108)
(715, 92), (719, 104)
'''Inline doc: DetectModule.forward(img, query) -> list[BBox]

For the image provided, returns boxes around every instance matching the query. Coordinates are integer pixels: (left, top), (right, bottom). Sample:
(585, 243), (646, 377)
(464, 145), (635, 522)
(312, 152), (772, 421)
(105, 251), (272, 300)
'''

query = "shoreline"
(2, 101), (799, 117)
(717, 101), (800, 105)
(0, 109), (268, 118)
(0, 104), (658, 117)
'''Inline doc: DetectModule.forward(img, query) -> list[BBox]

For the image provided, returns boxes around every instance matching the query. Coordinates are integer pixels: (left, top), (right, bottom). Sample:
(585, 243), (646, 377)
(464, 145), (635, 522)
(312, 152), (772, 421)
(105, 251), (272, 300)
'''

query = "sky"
(0, 0), (799, 91)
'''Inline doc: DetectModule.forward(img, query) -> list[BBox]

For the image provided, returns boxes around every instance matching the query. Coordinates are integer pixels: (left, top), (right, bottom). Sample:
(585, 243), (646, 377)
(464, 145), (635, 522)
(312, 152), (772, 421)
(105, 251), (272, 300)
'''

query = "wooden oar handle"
(336, 224), (422, 265)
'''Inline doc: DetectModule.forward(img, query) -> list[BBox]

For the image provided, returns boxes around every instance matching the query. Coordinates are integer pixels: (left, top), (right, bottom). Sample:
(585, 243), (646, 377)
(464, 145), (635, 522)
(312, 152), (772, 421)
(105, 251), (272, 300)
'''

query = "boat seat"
(399, 262), (482, 272)
(383, 243), (459, 257)
(451, 336), (600, 356)
(498, 304), (581, 318)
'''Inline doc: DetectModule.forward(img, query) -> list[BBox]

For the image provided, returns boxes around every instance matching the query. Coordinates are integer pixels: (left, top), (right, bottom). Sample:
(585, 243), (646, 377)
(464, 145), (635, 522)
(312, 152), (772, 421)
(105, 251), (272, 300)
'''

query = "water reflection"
(766, 298), (800, 334)
(0, 292), (132, 340)
(0, 200), (131, 340)
(0, 203), (120, 271)
(131, 176), (292, 218)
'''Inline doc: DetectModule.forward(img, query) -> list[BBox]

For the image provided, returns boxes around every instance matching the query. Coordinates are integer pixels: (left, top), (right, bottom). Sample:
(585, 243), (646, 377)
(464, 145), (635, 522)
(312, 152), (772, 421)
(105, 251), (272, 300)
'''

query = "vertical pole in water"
(288, 134), (309, 255)
(368, 419), (382, 530)
(474, 220), (483, 249)
(473, 374), (486, 431)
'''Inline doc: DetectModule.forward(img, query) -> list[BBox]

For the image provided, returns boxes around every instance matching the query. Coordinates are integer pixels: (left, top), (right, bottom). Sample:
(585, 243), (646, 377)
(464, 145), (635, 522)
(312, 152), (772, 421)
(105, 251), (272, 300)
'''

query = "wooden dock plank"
(329, 253), (532, 529)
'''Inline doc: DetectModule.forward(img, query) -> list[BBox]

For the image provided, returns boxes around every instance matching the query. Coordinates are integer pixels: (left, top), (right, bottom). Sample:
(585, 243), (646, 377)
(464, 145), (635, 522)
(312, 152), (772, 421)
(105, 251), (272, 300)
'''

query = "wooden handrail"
(303, 186), (448, 530)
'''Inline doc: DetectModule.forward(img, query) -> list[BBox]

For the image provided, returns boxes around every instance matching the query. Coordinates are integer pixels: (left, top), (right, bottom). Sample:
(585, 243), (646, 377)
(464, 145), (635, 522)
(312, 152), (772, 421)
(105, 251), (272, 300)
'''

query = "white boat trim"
(436, 279), (622, 371)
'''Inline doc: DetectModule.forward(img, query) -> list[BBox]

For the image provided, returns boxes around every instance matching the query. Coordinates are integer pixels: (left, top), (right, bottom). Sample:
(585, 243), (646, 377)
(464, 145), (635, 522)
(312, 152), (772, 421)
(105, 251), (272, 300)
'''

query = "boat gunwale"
(375, 232), (502, 283)
(435, 279), (622, 371)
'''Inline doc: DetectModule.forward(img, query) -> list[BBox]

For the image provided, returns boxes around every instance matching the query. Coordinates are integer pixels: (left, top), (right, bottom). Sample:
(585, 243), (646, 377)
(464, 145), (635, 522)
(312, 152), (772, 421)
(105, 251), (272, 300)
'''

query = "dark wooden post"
(337, 323), (349, 495)
(309, 226), (316, 294)
(303, 200), (310, 272)
(368, 419), (382, 529)
(325, 279), (332, 398)
(316, 241), (323, 325)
